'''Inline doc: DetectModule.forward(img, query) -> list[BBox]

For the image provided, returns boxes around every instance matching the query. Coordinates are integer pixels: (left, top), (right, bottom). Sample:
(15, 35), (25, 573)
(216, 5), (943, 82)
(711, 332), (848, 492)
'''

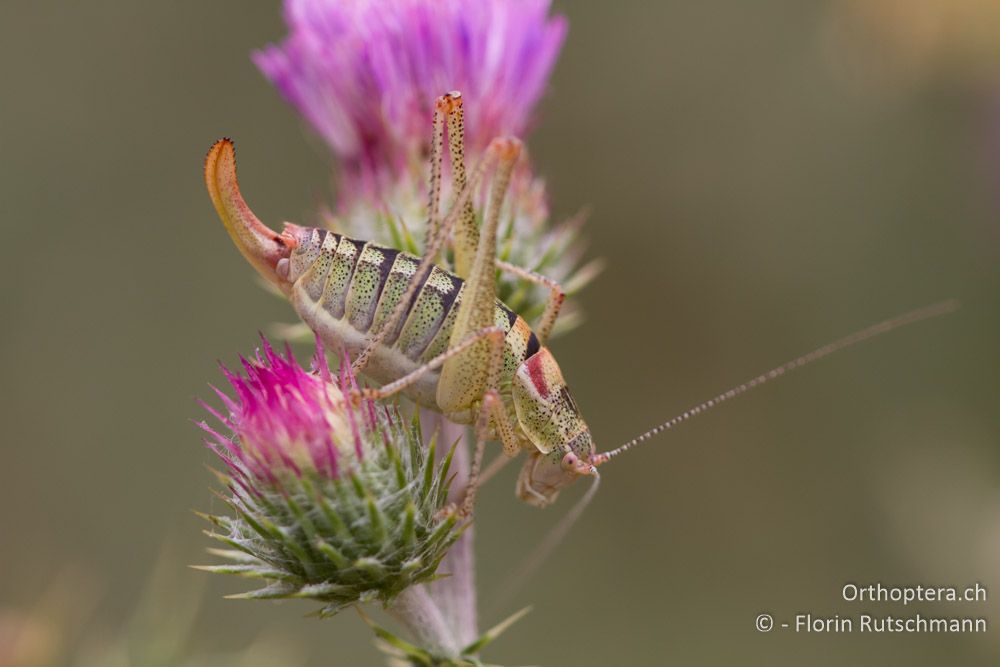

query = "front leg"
(461, 388), (522, 517)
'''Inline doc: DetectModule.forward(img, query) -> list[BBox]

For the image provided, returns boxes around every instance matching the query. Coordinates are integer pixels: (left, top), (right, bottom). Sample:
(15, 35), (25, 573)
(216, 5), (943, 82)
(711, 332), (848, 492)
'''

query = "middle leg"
(496, 259), (565, 345)
(436, 138), (521, 414)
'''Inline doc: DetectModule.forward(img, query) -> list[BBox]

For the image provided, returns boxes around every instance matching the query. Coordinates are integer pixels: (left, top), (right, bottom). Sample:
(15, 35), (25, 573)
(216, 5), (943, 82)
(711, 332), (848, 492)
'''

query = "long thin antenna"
(593, 299), (958, 466)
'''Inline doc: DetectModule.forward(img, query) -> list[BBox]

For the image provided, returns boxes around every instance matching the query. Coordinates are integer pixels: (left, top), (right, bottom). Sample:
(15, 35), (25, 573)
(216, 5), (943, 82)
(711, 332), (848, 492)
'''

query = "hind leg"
(436, 138), (521, 418)
(496, 260), (565, 344)
(353, 133), (511, 373)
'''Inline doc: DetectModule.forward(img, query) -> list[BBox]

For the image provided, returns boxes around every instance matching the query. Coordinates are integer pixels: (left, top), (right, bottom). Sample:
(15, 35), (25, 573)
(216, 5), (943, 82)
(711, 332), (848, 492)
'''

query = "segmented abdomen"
(286, 228), (540, 412)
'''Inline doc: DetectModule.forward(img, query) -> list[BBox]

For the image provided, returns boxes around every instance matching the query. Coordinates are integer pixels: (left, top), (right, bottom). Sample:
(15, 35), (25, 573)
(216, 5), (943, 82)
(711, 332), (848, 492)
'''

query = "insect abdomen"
(286, 229), (541, 414)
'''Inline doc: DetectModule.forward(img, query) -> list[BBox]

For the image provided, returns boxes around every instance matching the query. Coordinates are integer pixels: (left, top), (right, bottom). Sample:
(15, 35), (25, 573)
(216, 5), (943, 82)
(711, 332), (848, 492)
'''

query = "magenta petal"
(255, 0), (566, 193)
(198, 337), (367, 483)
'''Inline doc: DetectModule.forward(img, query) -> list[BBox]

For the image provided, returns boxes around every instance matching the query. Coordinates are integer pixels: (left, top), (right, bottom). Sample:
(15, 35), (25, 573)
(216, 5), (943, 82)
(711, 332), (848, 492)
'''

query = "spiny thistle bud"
(195, 337), (464, 616)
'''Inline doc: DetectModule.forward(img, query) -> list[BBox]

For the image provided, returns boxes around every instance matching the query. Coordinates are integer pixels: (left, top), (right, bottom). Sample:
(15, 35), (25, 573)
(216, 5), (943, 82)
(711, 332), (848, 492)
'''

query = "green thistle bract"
(196, 337), (464, 616)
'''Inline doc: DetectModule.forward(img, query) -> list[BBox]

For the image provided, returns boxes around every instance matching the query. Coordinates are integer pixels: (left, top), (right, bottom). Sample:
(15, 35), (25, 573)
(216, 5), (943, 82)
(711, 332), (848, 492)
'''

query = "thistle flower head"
(255, 0), (567, 188)
(204, 339), (351, 481)
(256, 0), (597, 337)
(197, 337), (463, 615)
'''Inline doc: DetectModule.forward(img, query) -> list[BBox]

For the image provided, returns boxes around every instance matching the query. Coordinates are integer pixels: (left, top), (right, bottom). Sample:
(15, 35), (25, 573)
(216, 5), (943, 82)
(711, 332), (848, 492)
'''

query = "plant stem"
(430, 415), (478, 647)
(403, 410), (478, 652)
(388, 584), (461, 658)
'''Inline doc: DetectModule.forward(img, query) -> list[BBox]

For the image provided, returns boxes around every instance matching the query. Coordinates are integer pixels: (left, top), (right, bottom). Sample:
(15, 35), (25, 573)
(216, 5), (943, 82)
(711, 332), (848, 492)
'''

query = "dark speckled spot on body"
(346, 244), (397, 332)
(525, 331), (540, 359)
(396, 267), (464, 360)
(320, 237), (365, 319)
(499, 303), (518, 330)
(300, 232), (339, 302)
(369, 253), (421, 345)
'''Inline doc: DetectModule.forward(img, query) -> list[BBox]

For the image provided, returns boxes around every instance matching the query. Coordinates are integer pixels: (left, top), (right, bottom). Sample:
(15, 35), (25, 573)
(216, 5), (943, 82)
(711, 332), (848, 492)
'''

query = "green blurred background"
(2, 1), (998, 665)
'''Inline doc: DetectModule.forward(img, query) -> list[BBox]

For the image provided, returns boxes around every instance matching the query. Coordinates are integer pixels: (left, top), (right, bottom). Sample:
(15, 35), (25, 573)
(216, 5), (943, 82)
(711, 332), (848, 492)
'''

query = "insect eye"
(560, 452), (578, 471)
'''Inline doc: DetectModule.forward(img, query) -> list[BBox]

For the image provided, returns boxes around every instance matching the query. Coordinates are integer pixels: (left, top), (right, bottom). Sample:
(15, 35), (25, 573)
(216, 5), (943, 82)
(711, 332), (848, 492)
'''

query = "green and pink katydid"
(206, 92), (957, 516)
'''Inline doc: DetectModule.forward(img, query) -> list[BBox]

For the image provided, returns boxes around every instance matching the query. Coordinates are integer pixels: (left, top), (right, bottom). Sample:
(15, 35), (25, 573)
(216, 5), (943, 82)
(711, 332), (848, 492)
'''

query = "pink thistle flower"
(198, 336), (364, 483)
(254, 0), (566, 192)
